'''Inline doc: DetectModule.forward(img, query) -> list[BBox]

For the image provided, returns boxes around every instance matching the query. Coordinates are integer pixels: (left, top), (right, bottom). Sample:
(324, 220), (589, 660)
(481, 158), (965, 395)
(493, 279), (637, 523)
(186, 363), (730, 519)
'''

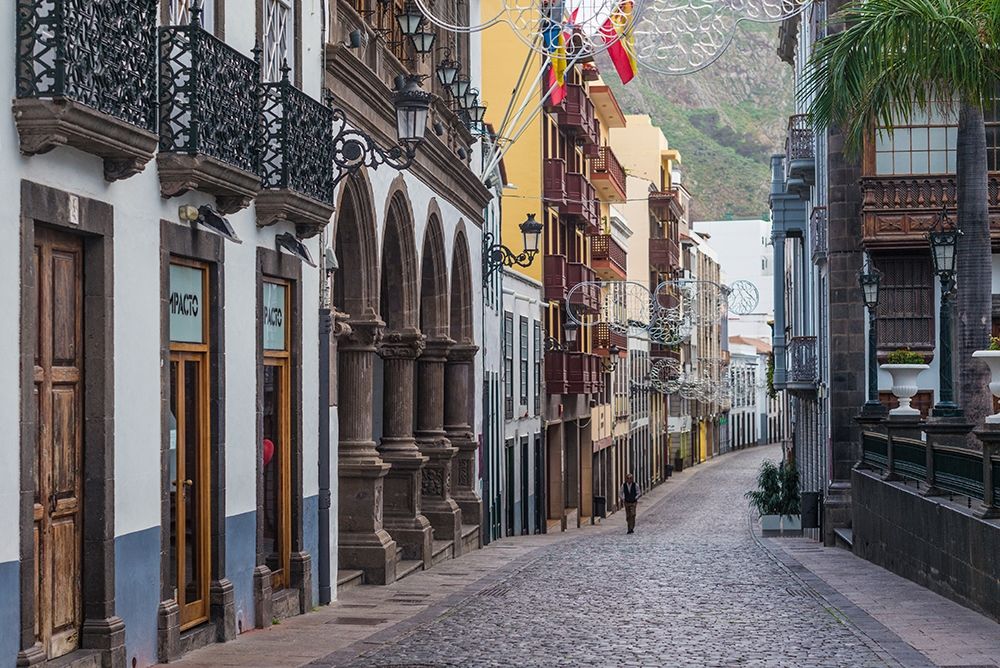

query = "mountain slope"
(602, 22), (794, 221)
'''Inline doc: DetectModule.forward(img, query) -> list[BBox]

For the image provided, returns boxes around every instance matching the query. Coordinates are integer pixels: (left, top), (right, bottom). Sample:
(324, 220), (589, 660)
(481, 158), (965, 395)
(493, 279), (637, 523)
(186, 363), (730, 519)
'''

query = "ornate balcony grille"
(786, 114), (814, 162)
(159, 17), (262, 175)
(261, 72), (335, 205)
(16, 0), (158, 132)
(788, 336), (818, 385)
(810, 206), (827, 262)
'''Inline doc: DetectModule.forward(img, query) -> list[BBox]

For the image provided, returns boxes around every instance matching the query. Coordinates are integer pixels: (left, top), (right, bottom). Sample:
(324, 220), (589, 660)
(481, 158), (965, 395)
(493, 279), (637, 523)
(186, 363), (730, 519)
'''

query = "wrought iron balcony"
(787, 335), (818, 392)
(810, 206), (827, 262)
(590, 234), (627, 280)
(785, 114), (815, 190)
(649, 237), (680, 274)
(567, 262), (600, 314)
(159, 16), (262, 212)
(649, 188), (684, 222)
(258, 70), (336, 238)
(14, 0), (159, 181)
(862, 175), (1000, 248)
(590, 146), (627, 202)
(543, 254), (568, 303)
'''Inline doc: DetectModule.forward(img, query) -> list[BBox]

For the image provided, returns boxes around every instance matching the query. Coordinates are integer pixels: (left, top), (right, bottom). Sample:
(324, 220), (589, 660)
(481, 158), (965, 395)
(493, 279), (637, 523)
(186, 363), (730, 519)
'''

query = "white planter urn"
(880, 363), (929, 416)
(972, 350), (1000, 423)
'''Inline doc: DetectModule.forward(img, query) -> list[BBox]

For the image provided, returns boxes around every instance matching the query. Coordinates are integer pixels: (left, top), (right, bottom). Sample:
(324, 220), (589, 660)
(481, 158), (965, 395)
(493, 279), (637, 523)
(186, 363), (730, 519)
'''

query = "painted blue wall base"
(115, 526), (159, 668)
(303, 494), (319, 606)
(225, 510), (256, 632)
(0, 560), (18, 665)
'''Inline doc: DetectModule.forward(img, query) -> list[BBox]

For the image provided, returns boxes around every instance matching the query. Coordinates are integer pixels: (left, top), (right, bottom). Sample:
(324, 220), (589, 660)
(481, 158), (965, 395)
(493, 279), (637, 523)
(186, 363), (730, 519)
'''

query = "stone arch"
(419, 213), (450, 338)
(379, 181), (419, 332)
(333, 173), (379, 319)
(449, 227), (475, 345)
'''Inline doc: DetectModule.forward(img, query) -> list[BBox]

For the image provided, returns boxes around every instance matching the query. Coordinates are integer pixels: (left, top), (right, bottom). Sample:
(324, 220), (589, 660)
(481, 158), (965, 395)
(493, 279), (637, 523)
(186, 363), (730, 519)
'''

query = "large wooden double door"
(32, 227), (84, 660)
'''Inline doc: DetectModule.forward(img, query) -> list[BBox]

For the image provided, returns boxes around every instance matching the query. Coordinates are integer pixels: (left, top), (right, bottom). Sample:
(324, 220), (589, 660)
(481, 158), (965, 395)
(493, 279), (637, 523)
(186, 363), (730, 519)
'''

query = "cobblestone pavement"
(334, 446), (906, 668)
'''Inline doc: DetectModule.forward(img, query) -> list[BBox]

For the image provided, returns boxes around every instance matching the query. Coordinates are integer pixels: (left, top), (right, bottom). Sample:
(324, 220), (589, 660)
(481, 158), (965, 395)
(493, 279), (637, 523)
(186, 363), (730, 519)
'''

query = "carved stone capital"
(379, 329), (426, 360)
(421, 335), (455, 363)
(339, 316), (385, 351)
(447, 343), (479, 363)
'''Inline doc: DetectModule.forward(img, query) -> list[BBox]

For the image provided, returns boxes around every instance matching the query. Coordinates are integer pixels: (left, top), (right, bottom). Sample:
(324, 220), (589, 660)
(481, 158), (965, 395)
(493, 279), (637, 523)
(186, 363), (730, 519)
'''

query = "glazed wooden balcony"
(649, 237), (680, 273)
(543, 254), (568, 303)
(567, 262), (600, 314)
(14, 0), (159, 181)
(594, 322), (628, 354)
(861, 175), (1000, 249)
(543, 158), (600, 233)
(590, 146), (627, 202)
(545, 350), (569, 395)
(649, 188), (684, 222)
(557, 84), (600, 150)
(566, 352), (601, 395)
(590, 234), (627, 280)
(650, 343), (680, 360)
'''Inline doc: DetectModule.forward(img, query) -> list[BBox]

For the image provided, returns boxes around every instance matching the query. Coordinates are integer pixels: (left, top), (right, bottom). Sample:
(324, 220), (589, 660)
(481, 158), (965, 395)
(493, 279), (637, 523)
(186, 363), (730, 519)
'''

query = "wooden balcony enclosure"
(590, 234), (627, 280)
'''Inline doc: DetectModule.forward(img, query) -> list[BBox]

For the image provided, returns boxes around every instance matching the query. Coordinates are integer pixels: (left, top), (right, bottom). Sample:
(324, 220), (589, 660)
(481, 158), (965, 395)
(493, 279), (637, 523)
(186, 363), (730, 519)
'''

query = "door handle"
(183, 479), (193, 488)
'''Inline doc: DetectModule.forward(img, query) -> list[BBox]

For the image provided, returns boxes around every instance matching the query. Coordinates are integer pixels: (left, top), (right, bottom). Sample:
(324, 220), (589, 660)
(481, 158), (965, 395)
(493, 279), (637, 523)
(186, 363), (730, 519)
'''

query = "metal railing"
(261, 71), (336, 205)
(16, 0), (158, 132)
(591, 146), (626, 196)
(159, 16), (262, 174)
(861, 431), (1000, 512)
(788, 336), (818, 385)
(590, 234), (627, 276)
(810, 206), (828, 262)
(786, 113), (815, 162)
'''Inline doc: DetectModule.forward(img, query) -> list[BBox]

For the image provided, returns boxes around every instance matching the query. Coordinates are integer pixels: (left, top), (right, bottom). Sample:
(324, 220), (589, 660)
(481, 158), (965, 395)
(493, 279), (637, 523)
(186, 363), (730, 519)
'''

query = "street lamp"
(564, 320), (580, 349)
(482, 213), (544, 283)
(436, 53), (460, 88)
(602, 343), (621, 373)
(395, 1), (424, 37)
(331, 74), (432, 187)
(928, 209), (963, 417)
(858, 255), (884, 417)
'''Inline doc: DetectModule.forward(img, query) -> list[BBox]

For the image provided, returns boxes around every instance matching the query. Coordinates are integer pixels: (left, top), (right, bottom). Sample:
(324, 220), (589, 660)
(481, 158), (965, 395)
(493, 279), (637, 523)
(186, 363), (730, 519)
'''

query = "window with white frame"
(533, 320), (541, 415)
(263, 0), (294, 82)
(519, 317), (529, 408)
(168, 0), (214, 29)
(504, 312), (514, 419)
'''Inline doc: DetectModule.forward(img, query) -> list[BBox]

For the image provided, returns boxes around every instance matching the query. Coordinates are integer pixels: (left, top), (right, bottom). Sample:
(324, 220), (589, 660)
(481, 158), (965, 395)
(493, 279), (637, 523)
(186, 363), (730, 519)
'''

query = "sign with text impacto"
(263, 282), (287, 351)
(169, 264), (204, 343)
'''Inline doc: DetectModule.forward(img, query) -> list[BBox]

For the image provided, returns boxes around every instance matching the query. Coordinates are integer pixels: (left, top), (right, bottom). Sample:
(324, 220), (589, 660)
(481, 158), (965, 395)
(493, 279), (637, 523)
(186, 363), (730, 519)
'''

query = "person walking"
(620, 473), (641, 534)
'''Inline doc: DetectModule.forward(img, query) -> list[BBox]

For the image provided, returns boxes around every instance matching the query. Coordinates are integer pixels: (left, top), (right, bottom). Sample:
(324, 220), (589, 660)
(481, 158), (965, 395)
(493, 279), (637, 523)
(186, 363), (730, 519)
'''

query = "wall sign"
(263, 281), (287, 351)
(170, 264), (204, 343)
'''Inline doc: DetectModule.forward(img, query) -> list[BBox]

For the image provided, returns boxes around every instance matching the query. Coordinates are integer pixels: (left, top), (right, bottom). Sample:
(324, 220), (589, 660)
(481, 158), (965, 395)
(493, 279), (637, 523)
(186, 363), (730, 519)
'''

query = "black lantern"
(565, 320), (580, 346)
(927, 208), (963, 417)
(459, 87), (479, 111)
(436, 54), (460, 88)
(408, 29), (436, 54)
(858, 255), (884, 417)
(468, 100), (487, 125)
(482, 213), (545, 284)
(393, 74), (432, 145)
(331, 75), (431, 187)
(396, 1), (424, 37)
(449, 75), (470, 99)
(858, 264), (881, 309)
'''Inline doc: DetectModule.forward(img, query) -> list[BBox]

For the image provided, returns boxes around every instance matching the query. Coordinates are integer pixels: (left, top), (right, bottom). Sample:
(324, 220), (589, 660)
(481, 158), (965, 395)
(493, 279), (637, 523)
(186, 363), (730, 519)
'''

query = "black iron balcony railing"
(261, 71), (336, 206)
(159, 18), (261, 175)
(786, 114), (815, 163)
(788, 335), (818, 388)
(16, 0), (158, 132)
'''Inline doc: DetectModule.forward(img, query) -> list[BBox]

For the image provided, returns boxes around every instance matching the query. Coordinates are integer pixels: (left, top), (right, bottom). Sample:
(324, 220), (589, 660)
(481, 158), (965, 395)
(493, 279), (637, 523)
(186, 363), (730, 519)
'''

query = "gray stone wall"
(852, 468), (1000, 623)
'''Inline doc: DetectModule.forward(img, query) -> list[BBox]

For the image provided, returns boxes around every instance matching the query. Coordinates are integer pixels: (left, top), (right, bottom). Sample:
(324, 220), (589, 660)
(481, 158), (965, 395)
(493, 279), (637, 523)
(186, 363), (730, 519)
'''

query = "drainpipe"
(318, 308), (332, 605)
(770, 155), (788, 387)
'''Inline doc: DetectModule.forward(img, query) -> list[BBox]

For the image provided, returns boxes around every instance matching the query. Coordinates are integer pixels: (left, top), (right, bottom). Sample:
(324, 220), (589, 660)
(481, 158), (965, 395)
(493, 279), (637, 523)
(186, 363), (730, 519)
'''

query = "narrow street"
(169, 446), (1000, 668)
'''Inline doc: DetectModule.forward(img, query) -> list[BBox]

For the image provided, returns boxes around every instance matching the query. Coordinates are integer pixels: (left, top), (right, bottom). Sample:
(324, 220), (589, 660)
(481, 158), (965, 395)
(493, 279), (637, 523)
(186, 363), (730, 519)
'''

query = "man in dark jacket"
(620, 473), (641, 534)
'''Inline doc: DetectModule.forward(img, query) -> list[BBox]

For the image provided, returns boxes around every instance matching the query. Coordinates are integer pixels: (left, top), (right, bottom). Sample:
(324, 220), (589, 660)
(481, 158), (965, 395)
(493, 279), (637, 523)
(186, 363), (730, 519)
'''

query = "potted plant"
(746, 459), (801, 535)
(880, 348), (929, 416)
(673, 449), (684, 473)
(973, 337), (1000, 424)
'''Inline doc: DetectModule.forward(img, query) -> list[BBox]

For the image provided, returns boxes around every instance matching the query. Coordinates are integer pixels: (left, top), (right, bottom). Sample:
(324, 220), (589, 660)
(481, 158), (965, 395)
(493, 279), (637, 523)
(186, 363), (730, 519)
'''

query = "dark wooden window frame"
(157, 220), (233, 661)
(18, 181), (124, 666)
(872, 253), (935, 356)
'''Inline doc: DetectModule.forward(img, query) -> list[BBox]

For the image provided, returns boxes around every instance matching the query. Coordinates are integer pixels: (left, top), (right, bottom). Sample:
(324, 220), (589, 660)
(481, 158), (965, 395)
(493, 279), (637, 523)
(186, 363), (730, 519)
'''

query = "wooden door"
(33, 227), (84, 659)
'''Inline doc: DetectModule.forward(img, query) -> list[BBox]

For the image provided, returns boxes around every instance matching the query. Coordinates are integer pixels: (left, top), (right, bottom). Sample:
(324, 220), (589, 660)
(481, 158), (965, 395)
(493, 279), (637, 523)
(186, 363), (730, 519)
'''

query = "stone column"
(415, 336), (463, 555)
(378, 329), (433, 568)
(337, 316), (397, 585)
(445, 343), (481, 549)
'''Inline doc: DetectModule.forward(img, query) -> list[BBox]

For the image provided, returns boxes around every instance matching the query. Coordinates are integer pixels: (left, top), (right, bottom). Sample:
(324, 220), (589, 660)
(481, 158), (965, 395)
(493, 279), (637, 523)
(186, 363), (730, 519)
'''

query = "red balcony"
(649, 189), (684, 222)
(649, 237), (680, 274)
(567, 262), (600, 314)
(543, 254), (567, 302)
(558, 84), (599, 149)
(590, 234), (627, 280)
(590, 146), (626, 202)
(861, 175), (1000, 248)
(567, 352), (601, 395)
(564, 173), (600, 234)
(545, 350), (568, 395)
(594, 322), (628, 355)
(543, 158), (566, 204)
(650, 342), (680, 360)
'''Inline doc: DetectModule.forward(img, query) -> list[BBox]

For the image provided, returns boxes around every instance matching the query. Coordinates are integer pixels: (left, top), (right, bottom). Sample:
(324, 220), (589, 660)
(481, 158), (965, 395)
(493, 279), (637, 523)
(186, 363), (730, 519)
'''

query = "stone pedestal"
(378, 330), (433, 568)
(415, 337), (463, 552)
(922, 416), (973, 496)
(336, 317), (398, 585)
(445, 343), (482, 536)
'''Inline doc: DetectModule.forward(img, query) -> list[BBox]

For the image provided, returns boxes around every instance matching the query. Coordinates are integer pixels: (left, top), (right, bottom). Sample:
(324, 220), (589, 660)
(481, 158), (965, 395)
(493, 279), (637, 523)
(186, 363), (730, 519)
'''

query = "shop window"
(262, 279), (292, 589)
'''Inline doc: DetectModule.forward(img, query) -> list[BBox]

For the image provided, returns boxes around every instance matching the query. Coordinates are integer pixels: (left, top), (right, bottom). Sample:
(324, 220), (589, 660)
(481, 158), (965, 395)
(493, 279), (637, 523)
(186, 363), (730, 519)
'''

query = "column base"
(381, 452), (433, 567)
(157, 599), (182, 662)
(209, 578), (237, 642)
(419, 443), (463, 555)
(339, 528), (398, 585)
(449, 435), (482, 535)
(81, 615), (126, 667)
(289, 552), (313, 614)
(252, 566), (273, 630)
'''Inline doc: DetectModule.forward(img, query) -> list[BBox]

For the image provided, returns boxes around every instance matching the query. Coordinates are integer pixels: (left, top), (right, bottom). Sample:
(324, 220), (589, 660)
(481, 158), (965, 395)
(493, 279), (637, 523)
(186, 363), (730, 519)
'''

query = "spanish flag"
(600, 0), (637, 85)
(544, 5), (576, 105)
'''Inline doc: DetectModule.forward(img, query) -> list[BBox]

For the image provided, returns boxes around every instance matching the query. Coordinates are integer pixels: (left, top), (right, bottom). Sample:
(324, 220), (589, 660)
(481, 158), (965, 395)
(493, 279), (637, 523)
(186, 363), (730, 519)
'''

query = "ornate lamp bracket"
(482, 230), (538, 283)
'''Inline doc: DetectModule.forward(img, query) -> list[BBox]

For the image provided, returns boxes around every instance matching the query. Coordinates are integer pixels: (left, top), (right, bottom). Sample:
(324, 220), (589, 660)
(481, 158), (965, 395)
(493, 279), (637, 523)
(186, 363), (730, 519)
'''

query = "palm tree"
(801, 0), (999, 426)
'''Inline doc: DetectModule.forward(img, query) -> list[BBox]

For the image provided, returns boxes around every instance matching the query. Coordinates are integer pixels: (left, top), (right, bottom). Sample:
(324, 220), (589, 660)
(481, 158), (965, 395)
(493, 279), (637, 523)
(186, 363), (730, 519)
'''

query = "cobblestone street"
(169, 445), (1000, 668)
